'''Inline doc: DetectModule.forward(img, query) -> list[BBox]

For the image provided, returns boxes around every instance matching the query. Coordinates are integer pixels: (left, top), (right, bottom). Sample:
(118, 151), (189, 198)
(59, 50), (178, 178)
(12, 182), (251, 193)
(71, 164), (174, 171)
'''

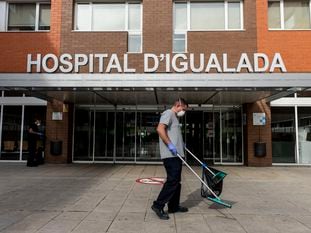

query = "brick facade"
(244, 100), (272, 166)
(1, 0), (311, 165)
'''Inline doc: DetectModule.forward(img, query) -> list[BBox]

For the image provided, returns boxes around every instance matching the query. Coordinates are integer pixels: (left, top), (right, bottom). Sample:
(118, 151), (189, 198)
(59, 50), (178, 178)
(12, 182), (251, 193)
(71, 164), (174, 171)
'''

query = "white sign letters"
(27, 53), (287, 73)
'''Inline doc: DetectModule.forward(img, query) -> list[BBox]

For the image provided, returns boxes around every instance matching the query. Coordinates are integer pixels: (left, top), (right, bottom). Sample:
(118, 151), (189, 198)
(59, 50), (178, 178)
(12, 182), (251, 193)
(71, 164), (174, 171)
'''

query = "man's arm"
(157, 123), (170, 145)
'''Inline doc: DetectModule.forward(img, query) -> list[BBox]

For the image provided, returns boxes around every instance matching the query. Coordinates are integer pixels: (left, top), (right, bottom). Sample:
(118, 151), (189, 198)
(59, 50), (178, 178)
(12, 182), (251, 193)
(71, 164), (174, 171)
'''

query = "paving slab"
(0, 163), (311, 233)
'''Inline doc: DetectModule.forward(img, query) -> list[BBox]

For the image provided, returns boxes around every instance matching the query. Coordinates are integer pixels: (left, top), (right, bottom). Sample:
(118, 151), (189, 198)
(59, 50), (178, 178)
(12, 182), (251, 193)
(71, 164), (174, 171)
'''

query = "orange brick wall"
(256, 0), (311, 72)
(0, 0), (62, 72)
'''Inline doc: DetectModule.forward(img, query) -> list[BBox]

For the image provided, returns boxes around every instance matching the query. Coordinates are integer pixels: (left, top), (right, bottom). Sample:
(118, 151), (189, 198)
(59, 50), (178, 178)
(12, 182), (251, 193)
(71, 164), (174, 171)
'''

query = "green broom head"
(207, 197), (232, 208)
(212, 171), (227, 184)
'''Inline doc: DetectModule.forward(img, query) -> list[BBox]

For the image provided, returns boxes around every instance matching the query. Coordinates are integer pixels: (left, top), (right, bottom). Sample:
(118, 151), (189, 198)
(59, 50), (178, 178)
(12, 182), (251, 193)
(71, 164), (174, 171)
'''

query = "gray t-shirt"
(159, 109), (185, 159)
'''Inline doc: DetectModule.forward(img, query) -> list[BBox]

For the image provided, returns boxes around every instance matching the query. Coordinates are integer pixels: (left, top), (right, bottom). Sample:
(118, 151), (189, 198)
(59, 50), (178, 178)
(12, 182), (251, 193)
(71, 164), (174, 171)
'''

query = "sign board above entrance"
(27, 53), (287, 74)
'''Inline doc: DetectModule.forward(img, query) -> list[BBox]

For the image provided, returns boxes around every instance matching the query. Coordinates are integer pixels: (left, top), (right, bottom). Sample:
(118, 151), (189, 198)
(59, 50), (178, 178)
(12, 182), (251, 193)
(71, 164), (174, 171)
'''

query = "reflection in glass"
(92, 4), (125, 31)
(284, 0), (310, 29)
(191, 2), (225, 30)
(271, 107), (296, 163)
(228, 2), (241, 29)
(116, 112), (135, 161)
(39, 4), (51, 30)
(128, 4), (141, 30)
(268, 1), (281, 29)
(94, 112), (114, 161)
(74, 109), (93, 161)
(8, 3), (36, 31)
(76, 4), (91, 30)
(173, 34), (186, 53)
(128, 35), (142, 53)
(174, 3), (187, 30)
(221, 108), (242, 163)
(137, 112), (160, 161)
(1, 106), (22, 160)
(298, 107), (311, 164)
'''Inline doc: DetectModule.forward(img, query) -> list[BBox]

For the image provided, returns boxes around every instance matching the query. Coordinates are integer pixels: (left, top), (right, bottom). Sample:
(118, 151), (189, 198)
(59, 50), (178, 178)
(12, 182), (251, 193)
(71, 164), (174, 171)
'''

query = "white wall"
(0, 2), (6, 31)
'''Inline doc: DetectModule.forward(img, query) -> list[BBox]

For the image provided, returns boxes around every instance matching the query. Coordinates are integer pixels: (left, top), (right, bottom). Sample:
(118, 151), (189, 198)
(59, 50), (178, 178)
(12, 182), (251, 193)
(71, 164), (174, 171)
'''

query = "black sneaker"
(168, 206), (188, 213)
(151, 205), (169, 220)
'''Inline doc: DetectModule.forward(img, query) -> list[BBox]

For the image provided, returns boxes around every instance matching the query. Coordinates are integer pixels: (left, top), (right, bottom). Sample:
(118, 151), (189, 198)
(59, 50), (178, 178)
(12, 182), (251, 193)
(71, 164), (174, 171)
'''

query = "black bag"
(201, 167), (223, 198)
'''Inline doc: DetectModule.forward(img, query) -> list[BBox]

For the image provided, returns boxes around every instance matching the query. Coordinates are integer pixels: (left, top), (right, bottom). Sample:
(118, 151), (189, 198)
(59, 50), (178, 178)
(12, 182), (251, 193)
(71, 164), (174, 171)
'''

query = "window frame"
(6, 2), (51, 32)
(268, 0), (311, 30)
(172, 0), (244, 53)
(74, 1), (143, 53)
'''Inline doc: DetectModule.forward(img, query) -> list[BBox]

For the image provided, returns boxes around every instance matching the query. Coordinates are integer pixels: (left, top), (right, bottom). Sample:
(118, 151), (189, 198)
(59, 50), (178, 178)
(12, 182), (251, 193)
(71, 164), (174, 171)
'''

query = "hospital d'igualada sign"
(26, 53), (287, 73)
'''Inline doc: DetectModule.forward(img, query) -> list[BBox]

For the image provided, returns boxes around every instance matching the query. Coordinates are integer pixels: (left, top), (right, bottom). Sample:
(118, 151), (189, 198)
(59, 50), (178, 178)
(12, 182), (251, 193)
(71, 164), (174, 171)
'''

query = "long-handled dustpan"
(176, 153), (232, 208)
(185, 147), (227, 184)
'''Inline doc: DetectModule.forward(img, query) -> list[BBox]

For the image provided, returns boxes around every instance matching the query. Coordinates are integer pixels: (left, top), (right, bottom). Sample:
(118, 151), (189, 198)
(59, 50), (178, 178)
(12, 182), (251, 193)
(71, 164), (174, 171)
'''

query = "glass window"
(298, 107), (311, 164)
(284, 0), (310, 29)
(173, 34), (186, 53)
(268, 1), (281, 28)
(191, 2), (225, 30)
(128, 34), (142, 53)
(76, 4), (91, 30)
(228, 2), (241, 29)
(76, 2), (142, 52)
(174, 3), (187, 30)
(268, 0), (311, 29)
(271, 107), (296, 163)
(8, 3), (36, 31)
(92, 4), (125, 31)
(128, 4), (141, 30)
(8, 3), (50, 31)
(39, 4), (51, 30)
(1, 106), (22, 160)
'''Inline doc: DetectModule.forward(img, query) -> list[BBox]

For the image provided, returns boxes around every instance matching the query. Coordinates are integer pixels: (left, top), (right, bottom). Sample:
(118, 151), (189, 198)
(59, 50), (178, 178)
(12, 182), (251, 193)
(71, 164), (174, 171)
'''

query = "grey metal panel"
(1, 73), (311, 88)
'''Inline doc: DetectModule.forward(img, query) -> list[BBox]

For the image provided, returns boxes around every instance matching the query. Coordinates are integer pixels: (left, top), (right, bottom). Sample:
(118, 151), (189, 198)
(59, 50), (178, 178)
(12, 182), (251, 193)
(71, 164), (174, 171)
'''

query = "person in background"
(27, 118), (42, 167)
(151, 98), (188, 220)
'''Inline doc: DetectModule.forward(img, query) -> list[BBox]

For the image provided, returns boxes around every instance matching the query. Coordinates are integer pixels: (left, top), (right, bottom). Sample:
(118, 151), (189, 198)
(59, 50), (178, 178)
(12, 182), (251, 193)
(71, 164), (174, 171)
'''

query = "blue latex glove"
(167, 143), (177, 156)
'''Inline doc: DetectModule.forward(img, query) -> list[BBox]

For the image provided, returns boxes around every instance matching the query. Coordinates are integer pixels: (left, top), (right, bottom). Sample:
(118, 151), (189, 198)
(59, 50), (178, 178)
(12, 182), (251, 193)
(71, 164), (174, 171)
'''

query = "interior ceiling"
(29, 88), (283, 106)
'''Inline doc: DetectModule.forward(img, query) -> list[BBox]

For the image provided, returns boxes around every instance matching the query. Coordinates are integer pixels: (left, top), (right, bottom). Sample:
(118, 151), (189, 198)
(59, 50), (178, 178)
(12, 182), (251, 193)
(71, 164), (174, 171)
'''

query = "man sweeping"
(151, 98), (189, 220)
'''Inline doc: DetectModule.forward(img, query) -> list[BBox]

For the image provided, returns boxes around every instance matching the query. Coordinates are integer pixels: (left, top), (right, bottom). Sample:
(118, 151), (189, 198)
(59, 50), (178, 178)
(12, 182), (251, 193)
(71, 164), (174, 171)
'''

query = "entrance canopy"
(0, 73), (309, 105)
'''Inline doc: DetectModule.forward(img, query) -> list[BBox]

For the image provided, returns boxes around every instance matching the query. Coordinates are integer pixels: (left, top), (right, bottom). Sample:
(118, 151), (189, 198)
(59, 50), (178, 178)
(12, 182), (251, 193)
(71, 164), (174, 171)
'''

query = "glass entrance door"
(220, 107), (243, 163)
(136, 112), (161, 161)
(115, 112), (136, 162)
(185, 111), (203, 164)
(73, 106), (243, 164)
(203, 111), (221, 163)
(94, 112), (114, 161)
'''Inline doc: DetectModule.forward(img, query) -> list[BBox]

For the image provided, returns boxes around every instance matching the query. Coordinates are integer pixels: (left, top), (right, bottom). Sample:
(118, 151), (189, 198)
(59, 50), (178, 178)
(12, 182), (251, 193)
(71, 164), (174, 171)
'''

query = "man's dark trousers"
(153, 157), (182, 210)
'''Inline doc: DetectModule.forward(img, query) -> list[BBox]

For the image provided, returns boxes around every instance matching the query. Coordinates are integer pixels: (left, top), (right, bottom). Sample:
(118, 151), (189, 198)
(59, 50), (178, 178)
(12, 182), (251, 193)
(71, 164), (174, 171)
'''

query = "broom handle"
(185, 147), (215, 176)
(176, 153), (220, 200)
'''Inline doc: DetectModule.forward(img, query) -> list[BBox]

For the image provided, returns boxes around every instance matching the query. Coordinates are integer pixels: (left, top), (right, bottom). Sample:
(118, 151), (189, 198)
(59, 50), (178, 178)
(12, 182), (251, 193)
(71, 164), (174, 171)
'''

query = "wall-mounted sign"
(253, 113), (266, 126)
(52, 112), (63, 121)
(27, 53), (287, 74)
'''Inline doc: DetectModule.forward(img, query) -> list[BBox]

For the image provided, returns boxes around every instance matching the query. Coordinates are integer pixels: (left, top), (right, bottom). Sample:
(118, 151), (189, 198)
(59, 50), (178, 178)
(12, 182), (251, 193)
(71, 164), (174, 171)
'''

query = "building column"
(244, 100), (272, 166)
(45, 99), (73, 163)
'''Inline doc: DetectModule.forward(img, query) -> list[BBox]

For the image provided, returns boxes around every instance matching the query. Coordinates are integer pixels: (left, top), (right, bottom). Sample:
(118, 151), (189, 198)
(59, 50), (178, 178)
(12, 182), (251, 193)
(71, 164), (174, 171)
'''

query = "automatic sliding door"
(94, 112), (114, 161)
(73, 109), (94, 161)
(115, 112), (136, 161)
(137, 112), (160, 161)
(221, 107), (242, 163)
(203, 111), (220, 163)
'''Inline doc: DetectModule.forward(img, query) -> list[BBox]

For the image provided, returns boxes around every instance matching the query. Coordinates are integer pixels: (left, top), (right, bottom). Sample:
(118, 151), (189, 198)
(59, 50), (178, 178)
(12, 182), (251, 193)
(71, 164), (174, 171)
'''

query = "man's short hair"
(174, 98), (188, 107)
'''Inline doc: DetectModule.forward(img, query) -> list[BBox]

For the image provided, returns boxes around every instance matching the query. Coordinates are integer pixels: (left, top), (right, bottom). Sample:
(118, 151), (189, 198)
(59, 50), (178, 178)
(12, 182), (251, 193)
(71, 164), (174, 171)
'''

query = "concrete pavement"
(0, 163), (311, 233)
